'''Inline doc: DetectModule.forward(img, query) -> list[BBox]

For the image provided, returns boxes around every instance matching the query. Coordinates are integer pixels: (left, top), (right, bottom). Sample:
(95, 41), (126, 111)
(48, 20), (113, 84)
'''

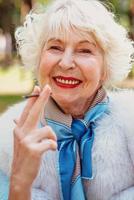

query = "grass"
(0, 95), (23, 114)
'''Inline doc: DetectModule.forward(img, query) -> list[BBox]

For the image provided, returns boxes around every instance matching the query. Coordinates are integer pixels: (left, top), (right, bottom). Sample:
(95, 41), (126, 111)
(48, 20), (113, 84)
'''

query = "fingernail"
(33, 85), (41, 93)
(45, 84), (51, 91)
(41, 84), (52, 96)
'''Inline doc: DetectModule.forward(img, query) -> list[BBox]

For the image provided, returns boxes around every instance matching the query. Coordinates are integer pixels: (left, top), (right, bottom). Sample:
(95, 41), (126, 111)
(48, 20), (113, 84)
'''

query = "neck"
(72, 94), (97, 119)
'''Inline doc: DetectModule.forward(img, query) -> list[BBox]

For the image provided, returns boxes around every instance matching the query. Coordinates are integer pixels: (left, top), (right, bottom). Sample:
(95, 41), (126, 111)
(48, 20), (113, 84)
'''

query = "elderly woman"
(0, 0), (134, 200)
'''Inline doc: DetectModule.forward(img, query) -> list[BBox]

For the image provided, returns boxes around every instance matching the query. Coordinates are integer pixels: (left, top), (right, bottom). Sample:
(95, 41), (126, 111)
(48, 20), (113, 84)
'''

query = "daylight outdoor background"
(0, 0), (134, 114)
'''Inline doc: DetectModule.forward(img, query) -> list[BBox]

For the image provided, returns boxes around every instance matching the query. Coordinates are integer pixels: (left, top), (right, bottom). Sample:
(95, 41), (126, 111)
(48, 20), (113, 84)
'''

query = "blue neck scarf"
(56, 98), (108, 200)
(42, 88), (108, 200)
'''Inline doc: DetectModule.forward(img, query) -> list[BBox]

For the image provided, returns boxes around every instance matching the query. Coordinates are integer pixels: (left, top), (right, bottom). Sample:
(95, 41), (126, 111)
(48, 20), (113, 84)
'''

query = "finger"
(25, 139), (57, 157)
(26, 126), (57, 143)
(23, 84), (51, 131)
(17, 85), (41, 127)
(37, 139), (57, 154)
(23, 126), (57, 144)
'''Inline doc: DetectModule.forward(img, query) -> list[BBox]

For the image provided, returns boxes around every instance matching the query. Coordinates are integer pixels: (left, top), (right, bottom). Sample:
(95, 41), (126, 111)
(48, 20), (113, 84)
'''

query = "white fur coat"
(0, 90), (134, 200)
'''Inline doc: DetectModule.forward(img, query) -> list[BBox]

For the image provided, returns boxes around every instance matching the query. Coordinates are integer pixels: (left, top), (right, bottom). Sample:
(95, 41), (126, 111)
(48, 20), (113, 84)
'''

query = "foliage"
(37, 0), (50, 4)
(0, 95), (22, 114)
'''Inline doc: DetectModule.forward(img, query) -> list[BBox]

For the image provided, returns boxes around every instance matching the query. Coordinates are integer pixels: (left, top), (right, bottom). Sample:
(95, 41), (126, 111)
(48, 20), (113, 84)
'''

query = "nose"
(59, 49), (75, 70)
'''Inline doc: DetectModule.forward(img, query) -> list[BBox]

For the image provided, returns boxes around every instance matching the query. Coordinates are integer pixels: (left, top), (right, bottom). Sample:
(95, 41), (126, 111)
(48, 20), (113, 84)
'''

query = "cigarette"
(23, 94), (40, 99)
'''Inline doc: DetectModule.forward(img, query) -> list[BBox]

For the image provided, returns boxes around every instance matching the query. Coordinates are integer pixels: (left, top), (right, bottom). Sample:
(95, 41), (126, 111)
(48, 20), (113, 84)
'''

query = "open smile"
(53, 76), (82, 88)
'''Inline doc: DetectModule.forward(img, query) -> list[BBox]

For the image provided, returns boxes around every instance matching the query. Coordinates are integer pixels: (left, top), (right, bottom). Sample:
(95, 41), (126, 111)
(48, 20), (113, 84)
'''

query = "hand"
(10, 85), (57, 188)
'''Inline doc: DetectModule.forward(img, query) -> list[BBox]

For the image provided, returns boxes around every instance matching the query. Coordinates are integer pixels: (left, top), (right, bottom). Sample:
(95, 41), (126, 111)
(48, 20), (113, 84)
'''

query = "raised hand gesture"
(9, 85), (57, 200)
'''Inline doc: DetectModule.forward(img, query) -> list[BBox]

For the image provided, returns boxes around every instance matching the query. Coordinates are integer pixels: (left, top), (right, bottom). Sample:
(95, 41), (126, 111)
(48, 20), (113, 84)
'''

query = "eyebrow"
(47, 38), (96, 47)
(47, 38), (62, 43)
(78, 40), (96, 47)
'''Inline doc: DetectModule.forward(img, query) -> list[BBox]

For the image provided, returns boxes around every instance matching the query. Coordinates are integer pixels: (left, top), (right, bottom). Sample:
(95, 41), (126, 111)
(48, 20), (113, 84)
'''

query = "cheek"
(79, 58), (103, 81)
(37, 56), (53, 85)
(82, 65), (102, 82)
(38, 53), (57, 79)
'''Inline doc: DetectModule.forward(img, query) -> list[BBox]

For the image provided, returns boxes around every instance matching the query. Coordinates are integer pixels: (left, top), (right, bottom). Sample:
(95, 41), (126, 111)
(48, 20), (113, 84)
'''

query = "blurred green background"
(0, 0), (134, 114)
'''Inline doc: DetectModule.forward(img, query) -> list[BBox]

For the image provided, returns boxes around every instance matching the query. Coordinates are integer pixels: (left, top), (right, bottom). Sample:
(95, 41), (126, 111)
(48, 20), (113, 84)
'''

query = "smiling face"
(38, 30), (106, 116)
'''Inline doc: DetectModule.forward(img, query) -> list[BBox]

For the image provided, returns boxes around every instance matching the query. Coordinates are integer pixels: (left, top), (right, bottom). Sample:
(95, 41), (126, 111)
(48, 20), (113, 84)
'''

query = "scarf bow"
(57, 101), (108, 200)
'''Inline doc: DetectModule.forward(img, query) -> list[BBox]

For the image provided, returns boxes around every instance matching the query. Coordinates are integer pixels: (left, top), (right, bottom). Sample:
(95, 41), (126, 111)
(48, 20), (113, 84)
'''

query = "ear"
(101, 70), (107, 82)
(101, 66), (110, 83)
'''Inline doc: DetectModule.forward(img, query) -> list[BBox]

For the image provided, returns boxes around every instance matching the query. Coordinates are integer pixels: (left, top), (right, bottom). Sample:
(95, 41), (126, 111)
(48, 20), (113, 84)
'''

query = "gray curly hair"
(15, 0), (134, 86)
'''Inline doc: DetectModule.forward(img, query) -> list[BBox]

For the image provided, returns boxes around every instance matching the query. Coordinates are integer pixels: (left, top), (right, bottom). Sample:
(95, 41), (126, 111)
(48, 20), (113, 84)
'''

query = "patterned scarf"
(41, 87), (108, 200)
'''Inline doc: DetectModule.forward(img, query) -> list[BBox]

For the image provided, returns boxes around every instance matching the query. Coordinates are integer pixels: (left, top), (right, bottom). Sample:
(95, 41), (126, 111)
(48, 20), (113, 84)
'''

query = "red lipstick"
(53, 76), (82, 88)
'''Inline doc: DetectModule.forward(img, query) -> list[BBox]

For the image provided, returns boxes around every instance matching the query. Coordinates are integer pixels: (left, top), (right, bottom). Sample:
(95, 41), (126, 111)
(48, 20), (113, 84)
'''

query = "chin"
(52, 94), (77, 107)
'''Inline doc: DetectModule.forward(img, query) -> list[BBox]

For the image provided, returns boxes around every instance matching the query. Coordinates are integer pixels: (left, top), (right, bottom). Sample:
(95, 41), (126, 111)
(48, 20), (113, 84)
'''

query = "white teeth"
(55, 78), (79, 85)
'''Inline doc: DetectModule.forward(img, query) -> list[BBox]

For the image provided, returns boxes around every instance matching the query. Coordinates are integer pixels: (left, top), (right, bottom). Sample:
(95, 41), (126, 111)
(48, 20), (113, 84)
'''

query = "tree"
(21, 0), (33, 22)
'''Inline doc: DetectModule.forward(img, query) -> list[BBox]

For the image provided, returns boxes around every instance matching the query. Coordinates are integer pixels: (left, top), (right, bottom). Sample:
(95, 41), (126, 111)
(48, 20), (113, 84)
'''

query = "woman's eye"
(50, 46), (63, 51)
(78, 49), (92, 54)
